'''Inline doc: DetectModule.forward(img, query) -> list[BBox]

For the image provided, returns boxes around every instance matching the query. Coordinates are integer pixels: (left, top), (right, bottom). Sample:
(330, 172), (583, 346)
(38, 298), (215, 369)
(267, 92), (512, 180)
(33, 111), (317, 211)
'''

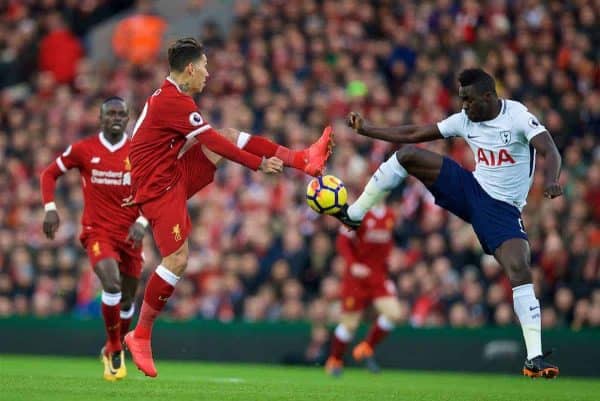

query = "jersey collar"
(99, 132), (127, 153)
(165, 76), (183, 93)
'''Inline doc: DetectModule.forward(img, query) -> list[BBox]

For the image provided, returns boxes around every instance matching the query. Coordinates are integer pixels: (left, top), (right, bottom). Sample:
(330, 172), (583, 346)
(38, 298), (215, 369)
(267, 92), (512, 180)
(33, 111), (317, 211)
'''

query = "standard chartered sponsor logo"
(91, 169), (130, 186)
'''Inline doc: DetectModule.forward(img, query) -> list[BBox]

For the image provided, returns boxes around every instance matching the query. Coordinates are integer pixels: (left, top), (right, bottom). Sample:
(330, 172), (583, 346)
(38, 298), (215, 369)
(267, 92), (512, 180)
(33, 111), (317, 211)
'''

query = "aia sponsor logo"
(477, 148), (515, 166)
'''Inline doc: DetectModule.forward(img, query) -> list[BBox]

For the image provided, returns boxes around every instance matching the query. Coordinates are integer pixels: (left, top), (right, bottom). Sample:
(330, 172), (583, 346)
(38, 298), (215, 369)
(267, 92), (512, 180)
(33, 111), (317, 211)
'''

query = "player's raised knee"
(395, 145), (421, 165)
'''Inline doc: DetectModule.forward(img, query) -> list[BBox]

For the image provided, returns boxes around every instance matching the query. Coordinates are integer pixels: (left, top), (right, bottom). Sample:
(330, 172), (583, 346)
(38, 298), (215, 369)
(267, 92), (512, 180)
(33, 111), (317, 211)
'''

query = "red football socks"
(243, 136), (308, 171)
(134, 271), (176, 339)
(119, 304), (135, 341)
(329, 332), (349, 360)
(101, 302), (122, 353)
(365, 322), (391, 348)
(120, 317), (132, 342)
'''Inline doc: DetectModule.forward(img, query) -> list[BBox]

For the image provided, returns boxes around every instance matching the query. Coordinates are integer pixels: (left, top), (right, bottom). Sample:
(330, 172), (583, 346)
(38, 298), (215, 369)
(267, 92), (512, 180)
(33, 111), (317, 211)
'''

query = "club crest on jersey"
(189, 112), (204, 127)
(172, 224), (182, 241)
(499, 130), (511, 145)
(92, 242), (101, 257)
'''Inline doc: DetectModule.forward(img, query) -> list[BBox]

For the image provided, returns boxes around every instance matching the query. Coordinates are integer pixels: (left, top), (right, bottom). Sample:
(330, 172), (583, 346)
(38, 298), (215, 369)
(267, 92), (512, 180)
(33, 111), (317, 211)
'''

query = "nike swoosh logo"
(467, 135), (479, 139)
(529, 306), (540, 311)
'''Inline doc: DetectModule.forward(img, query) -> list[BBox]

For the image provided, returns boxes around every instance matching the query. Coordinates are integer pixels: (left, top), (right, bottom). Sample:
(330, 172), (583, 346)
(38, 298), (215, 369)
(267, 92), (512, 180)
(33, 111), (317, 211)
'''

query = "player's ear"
(185, 62), (194, 76)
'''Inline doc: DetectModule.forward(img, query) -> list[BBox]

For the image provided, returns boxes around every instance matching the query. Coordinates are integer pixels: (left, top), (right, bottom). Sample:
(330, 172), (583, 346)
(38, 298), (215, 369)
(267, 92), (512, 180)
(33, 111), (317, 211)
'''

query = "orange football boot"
(303, 126), (334, 176)
(124, 332), (157, 378)
(325, 356), (343, 377)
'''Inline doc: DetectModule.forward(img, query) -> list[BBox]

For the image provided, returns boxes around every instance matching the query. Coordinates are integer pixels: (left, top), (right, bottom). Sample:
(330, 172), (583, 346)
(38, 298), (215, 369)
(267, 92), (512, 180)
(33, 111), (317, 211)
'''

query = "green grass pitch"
(1, 354), (598, 401)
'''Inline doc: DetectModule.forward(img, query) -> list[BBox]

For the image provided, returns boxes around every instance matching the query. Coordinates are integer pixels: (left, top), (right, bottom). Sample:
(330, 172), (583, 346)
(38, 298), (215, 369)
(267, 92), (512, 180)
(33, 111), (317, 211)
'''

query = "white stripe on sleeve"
(185, 124), (212, 140)
(56, 157), (67, 172)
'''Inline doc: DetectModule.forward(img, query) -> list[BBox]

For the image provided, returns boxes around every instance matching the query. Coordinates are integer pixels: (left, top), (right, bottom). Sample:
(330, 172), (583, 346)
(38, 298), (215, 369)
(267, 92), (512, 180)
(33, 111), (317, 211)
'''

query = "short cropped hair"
(458, 68), (496, 95)
(167, 37), (205, 72)
(102, 96), (125, 105)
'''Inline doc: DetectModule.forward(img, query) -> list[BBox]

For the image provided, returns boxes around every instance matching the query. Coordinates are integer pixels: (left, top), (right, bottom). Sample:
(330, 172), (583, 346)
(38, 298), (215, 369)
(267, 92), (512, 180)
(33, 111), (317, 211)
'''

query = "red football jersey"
(41, 132), (137, 238)
(130, 78), (263, 203)
(336, 206), (395, 274)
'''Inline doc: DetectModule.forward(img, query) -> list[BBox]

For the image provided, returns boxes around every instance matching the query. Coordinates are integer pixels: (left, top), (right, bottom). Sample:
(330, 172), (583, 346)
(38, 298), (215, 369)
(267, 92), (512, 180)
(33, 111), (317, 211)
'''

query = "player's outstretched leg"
(333, 146), (443, 228)
(239, 126), (334, 176)
(495, 239), (559, 379)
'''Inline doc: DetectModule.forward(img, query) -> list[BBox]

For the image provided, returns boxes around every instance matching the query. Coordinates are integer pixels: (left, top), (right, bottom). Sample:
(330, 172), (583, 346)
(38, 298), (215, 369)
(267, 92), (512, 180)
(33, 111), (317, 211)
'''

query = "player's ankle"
(133, 326), (151, 340)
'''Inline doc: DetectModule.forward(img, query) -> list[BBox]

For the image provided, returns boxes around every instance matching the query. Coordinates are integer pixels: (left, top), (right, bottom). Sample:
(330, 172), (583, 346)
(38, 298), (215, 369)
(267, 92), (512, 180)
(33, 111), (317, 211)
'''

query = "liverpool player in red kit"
(40, 98), (146, 381)
(124, 37), (333, 377)
(326, 204), (403, 376)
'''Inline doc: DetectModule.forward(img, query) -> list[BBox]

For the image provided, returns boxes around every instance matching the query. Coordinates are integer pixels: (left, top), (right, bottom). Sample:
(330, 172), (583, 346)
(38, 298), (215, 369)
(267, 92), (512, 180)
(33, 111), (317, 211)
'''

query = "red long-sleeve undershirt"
(193, 128), (262, 170)
(40, 160), (64, 204)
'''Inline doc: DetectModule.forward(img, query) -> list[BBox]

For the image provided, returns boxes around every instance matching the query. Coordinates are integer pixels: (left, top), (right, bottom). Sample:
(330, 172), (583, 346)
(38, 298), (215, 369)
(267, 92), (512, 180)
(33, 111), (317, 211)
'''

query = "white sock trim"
(101, 291), (122, 306)
(334, 324), (353, 343)
(512, 283), (535, 298)
(237, 132), (251, 149)
(120, 304), (135, 319)
(155, 265), (180, 287)
(377, 315), (395, 331)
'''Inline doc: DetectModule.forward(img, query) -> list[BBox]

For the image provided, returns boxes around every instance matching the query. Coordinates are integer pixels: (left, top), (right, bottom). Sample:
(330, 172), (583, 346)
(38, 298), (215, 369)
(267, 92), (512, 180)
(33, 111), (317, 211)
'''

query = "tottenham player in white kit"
(334, 69), (562, 378)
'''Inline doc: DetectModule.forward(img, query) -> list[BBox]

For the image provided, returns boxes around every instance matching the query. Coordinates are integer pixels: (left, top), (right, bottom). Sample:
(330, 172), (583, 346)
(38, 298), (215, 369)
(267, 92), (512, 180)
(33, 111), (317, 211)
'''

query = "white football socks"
(347, 153), (407, 221)
(513, 283), (542, 360)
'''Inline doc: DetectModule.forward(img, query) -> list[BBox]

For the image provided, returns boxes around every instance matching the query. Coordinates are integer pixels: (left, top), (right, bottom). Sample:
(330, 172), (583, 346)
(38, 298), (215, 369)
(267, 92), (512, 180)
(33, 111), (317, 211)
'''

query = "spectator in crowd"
(112, 0), (167, 65)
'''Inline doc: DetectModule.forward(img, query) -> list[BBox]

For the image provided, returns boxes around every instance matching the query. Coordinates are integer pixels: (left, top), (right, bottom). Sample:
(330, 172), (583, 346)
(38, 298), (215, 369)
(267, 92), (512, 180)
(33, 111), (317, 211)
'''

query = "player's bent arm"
(530, 131), (563, 199)
(357, 123), (443, 143)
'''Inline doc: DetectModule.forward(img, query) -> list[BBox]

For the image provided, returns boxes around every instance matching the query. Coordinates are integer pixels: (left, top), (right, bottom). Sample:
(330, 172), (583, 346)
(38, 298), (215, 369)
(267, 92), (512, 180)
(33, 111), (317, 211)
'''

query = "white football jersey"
(437, 99), (546, 210)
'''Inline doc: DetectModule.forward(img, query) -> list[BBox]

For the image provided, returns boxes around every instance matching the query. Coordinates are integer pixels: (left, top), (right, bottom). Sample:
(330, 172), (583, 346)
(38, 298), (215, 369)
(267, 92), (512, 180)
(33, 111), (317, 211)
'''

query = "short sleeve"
(56, 143), (83, 172)
(436, 111), (467, 138)
(165, 96), (213, 140)
(514, 110), (547, 142)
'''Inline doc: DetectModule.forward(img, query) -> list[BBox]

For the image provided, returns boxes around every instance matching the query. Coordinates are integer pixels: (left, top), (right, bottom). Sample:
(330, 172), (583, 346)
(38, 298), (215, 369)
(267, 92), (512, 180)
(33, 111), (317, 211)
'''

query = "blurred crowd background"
(1, 0), (599, 349)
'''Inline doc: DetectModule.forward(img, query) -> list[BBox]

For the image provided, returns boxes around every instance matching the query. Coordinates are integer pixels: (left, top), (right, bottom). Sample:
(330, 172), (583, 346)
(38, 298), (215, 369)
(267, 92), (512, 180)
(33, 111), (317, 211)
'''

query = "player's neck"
(485, 98), (502, 121)
(102, 131), (124, 144)
(168, 74), (193, 96)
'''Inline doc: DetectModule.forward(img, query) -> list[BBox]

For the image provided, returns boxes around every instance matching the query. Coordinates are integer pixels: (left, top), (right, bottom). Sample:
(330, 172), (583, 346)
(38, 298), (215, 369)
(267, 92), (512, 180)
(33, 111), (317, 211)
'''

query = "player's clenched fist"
(259, 156), (284, 174)
(43, 210), (60, 239)
(347, 112), (364, 132)
(544, 182), (563, 199)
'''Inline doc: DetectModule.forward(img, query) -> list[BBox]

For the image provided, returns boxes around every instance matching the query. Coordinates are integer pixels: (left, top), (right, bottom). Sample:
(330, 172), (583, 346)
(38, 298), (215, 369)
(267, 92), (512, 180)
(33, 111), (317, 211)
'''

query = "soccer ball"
(306, 175), (348, 215)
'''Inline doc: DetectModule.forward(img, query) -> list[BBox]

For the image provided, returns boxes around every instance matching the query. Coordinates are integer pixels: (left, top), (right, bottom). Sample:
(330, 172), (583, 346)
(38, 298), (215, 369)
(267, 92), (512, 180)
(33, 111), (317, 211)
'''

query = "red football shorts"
(81, 231), (143, 279)
(340, 273), (397, 312)
(140, 143), (217, 257)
